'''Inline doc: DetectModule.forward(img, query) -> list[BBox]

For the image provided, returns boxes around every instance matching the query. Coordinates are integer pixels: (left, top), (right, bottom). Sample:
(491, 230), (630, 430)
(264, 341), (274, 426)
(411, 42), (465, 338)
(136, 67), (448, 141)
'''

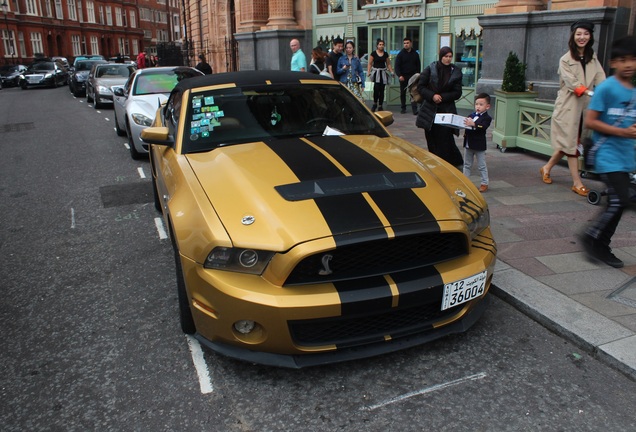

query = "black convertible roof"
(174, 70), (334, 92)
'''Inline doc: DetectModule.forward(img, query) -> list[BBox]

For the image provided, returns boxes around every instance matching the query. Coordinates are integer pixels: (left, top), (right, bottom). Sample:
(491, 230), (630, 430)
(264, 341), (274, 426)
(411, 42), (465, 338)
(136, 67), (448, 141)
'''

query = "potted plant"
(493, 51), (537, 152)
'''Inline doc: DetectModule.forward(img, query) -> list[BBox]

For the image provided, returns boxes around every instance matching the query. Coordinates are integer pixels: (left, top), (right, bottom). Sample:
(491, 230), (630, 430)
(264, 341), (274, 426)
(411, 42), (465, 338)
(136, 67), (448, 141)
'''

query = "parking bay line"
(362, 372), (487, 411)
(186, 335), (214, 394)
(154, 217), (168, 239)
(137, 167), (146, 179)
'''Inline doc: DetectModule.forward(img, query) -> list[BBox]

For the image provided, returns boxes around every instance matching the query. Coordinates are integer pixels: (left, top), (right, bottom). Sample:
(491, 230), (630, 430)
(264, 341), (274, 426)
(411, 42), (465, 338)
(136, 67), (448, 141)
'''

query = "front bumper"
(182, 229), (497, 368)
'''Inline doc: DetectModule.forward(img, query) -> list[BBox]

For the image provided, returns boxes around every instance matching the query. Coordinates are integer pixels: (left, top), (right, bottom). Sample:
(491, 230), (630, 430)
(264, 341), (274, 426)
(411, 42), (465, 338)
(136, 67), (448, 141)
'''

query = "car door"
(113, 71), (136, 130)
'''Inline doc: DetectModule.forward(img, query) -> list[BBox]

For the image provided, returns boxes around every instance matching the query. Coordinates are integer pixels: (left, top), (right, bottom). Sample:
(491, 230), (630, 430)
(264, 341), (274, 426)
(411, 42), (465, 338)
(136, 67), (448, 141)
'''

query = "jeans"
(463, 148), (488, 185)
(586, 171), (632, 248)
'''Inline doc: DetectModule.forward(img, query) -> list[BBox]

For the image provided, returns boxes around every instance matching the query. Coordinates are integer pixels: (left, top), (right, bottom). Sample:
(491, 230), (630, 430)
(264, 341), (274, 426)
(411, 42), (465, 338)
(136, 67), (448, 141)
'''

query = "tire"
(86, 89), (93, 103)
(126, 120), (143, 160)
(94, 100), (101, 109)
(20, 82), (27, 90)
(171, 234), (196, 335)
(114, 110), (126, 136)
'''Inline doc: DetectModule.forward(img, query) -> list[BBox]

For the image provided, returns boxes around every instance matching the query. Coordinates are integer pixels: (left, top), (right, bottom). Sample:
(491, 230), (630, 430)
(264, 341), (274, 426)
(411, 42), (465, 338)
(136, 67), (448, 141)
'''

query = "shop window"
(455, 34), (482, 88)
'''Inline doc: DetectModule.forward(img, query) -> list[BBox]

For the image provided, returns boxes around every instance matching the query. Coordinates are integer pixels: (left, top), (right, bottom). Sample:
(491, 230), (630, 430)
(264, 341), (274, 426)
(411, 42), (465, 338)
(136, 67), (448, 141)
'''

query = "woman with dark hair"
(367, 39), (393, 111)
(539, 20), (605, 196)
(309, 47), (327, 75)
(337, 40), (365, 99)
(415, 46), (464, 167)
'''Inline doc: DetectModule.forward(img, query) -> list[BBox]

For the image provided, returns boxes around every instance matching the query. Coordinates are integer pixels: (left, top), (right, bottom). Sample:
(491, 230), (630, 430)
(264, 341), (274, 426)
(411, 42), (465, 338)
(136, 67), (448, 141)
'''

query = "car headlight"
(98, 86), (112, 94)
(131, 113), (154, 126)
(204, 246), (275, 275)
(45, 73), (53, 79)
(468, 209), (490, 240)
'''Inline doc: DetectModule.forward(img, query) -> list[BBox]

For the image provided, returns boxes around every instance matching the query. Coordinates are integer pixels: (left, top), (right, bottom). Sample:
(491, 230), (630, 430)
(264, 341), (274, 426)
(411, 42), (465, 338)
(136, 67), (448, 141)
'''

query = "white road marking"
(70, 208), (76, 229)
(363, 372), (487, 411)
(186, 335), (213, 394)
(154, 217), (168, 239)
(105, 117), (110, 122)
(137, 167), (146, 179)
(124, 143), (130, 149)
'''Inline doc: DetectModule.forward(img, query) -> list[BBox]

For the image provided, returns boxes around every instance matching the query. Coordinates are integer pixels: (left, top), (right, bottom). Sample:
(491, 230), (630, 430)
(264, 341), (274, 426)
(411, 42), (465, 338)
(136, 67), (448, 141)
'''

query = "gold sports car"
(142, 71), (497, 368)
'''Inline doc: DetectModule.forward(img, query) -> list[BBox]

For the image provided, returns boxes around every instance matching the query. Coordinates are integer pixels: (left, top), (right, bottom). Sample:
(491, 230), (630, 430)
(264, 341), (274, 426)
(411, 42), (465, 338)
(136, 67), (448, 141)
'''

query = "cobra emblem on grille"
(318, 254), (333, 276)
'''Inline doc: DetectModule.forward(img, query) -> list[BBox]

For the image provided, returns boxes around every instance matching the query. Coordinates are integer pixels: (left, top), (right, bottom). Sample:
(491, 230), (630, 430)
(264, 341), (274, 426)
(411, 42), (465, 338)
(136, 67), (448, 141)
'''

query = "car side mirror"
(112, 86), (125, 97)
(140, 127), (173, 146)
(374, 111), (394, 127)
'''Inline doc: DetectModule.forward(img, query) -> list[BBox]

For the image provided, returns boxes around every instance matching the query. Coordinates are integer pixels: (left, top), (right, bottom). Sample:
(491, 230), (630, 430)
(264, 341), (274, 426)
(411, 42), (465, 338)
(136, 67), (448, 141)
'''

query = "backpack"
(407, 73), (422, 103)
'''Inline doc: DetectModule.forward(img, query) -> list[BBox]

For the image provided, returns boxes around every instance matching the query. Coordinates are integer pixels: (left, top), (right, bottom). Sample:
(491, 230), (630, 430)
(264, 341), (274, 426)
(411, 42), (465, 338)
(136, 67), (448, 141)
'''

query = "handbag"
(407, 73), (422, 103)
(583, 94), (636, 170)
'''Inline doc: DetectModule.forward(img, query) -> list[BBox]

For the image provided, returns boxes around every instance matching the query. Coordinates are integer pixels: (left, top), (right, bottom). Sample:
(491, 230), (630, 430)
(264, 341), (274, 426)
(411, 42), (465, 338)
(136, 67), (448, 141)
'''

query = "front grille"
(285, 232), (466, 285)
(289, 300), (461, 347)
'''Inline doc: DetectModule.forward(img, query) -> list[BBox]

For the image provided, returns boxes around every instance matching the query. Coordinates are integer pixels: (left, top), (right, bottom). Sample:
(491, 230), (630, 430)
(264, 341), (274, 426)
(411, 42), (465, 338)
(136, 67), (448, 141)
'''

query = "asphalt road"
(1, 84), (635, 432)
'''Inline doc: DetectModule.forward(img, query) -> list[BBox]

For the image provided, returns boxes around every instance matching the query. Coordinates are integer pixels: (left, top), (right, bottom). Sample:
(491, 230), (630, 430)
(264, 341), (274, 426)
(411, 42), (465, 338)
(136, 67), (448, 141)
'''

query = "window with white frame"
(106, 6), (112, 25)
(122, 9), (126, 26)
(132, 39), (138, 55)
(90, 35), (99, 54)
(71, 34), (81, 56)
(115, 7), (122, 26)
(77, 0), (83, 22)
(44, 0), (53, 17)
(86, 1), (95, 23)
(129, 10), (136, 28)
(99, 5), (104, 24)
(139, 8), (151, 22)
(2, 30), (16, 56)
(25, 0), (38, 15)
(118, 38), (125, 54)
(55, 0), (64, 19)
(18, 32), (26, 57)
(172, 14), (180, 40)
(67, 0), (77, 21)
(30, 32), (43, 55)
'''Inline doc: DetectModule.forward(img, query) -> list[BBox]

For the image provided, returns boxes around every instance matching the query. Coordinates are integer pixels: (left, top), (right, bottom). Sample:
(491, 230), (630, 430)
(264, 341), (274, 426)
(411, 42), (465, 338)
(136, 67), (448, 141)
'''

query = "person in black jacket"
(415, 46), (464, 167)
(196, 54), (213, 75)
(463, 93), (493, 192)
(394, 37), (421, 114)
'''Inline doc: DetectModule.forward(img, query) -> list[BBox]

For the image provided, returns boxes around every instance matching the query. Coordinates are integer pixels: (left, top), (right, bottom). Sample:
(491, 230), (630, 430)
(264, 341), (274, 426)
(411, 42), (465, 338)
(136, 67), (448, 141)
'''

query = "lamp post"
(1, 0), (14, 63)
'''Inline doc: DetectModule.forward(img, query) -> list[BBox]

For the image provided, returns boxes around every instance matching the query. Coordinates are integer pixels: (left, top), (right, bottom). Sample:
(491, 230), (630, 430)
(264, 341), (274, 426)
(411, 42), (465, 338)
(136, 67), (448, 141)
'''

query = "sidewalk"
(384, 105), (636, 380)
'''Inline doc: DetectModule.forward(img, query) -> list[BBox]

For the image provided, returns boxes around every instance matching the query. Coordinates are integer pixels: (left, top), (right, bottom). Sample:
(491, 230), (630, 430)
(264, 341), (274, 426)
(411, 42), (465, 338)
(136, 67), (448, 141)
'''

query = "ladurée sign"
(365, 2), (425, 23)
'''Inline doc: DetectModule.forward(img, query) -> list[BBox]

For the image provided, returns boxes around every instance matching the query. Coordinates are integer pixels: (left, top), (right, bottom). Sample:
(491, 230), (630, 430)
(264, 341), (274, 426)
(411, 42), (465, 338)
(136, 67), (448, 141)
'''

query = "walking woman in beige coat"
(539, 20), (606, 196)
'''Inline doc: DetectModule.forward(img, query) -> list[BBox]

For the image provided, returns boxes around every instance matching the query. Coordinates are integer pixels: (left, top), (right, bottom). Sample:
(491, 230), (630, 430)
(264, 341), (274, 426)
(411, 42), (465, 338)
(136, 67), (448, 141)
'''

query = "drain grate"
(100, 182), (153, 208)
(1, 123), (35, 133)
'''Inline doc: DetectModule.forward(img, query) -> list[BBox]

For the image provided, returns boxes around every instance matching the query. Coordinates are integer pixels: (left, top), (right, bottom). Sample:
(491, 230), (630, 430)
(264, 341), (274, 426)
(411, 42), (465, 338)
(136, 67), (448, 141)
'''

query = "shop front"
(313, 0), (492, 110)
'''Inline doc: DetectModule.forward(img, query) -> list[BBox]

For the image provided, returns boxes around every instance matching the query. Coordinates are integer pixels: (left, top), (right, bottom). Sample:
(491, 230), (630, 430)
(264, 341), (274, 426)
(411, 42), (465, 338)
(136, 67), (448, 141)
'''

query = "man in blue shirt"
(290, 39), (307, 72)
(580, 36), (636, 268)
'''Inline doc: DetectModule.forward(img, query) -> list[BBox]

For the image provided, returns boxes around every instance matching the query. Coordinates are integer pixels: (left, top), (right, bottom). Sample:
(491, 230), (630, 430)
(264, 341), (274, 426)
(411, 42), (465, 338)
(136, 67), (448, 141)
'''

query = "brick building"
(0, 0), (181, 65)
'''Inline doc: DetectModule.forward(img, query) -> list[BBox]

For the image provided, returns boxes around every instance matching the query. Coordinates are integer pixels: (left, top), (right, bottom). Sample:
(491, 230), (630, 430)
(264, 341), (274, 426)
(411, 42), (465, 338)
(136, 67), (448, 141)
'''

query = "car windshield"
(0, 65), (19, 73)
(96, 64), (133, 78)
(133, 69), (201, 96)
(181, 83), (389, 154)
(29, 62), (55, 72)
(76, 60), (105, 71)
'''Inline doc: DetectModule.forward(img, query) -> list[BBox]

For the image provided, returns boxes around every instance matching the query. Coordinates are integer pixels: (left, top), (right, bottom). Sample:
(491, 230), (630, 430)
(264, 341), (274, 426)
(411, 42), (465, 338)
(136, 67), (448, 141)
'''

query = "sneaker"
(579, 234), (624, 268)
(479, 184), (488, 192)
(371, 104), (377, 112)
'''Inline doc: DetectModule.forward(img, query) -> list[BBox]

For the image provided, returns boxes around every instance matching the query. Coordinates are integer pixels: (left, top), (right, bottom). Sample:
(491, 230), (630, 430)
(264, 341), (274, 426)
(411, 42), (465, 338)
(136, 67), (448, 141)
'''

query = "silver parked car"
(86, 63), (136, 108)
(112, 66), (203, 159)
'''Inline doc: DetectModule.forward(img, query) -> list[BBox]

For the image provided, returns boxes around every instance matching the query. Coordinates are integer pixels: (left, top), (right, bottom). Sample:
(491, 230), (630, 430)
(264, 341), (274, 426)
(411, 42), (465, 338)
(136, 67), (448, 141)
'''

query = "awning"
(454, 18), (482, 38)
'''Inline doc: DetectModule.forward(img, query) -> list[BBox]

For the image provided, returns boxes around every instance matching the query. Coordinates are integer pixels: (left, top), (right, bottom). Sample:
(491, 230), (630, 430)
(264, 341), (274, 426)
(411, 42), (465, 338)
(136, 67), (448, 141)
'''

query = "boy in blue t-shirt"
(580, 36), (636, 268)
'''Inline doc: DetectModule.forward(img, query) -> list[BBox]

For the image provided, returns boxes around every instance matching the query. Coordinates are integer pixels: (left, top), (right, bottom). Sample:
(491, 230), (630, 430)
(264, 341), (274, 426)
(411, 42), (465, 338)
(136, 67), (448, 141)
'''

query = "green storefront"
(314, 0), (495, 110)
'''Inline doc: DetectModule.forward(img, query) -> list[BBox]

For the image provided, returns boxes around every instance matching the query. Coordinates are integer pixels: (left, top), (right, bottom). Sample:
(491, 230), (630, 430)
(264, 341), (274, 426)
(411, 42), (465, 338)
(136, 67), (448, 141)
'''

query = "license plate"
(441, 270), (487, 310)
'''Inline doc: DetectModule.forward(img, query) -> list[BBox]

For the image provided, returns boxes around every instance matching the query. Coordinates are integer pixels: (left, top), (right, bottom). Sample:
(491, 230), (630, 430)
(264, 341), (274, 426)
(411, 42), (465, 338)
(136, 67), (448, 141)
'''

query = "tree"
(501, 51), (527, 92)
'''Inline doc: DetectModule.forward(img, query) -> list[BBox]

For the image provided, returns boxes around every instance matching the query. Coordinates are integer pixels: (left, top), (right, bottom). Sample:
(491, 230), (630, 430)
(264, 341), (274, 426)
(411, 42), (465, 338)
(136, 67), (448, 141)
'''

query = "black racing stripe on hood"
(307, 136), (439, 229)
(265, 138), (385, 238)
(333, 276), (393, 316)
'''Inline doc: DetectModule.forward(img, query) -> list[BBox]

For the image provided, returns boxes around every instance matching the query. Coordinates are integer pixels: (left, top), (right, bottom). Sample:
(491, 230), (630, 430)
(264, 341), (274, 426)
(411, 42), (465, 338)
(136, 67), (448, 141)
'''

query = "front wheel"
(171, 234), (196, 334)
(114, 110), (126, 136)
(126, 120), (143, 160)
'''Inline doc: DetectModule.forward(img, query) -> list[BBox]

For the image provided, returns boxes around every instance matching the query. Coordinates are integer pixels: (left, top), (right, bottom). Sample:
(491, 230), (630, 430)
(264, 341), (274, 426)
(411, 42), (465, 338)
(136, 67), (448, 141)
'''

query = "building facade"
(0, 0), (180, 64)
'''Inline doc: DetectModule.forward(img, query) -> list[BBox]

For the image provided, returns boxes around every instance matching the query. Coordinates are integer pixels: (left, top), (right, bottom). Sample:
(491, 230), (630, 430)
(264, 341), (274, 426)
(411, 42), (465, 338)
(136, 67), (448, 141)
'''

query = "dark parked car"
(0, 64), (28, 87)
(71, 54), (105, 71)
(19, 61), (69, 89)
(68, 59), (107, 96)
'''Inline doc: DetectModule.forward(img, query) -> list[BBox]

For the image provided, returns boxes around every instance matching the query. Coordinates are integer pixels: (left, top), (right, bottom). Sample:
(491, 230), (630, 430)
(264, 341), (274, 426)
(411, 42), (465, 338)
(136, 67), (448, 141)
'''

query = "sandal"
(571, 185), (590, 196)
(539, 167), (552, 184)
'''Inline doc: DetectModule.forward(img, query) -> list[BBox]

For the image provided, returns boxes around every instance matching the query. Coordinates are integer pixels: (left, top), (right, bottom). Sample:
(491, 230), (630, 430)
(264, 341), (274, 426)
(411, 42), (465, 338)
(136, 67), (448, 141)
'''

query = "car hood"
(185, 135), (482, 250)
(127, 93), (168, 117)
(96, 77), (129, 87)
